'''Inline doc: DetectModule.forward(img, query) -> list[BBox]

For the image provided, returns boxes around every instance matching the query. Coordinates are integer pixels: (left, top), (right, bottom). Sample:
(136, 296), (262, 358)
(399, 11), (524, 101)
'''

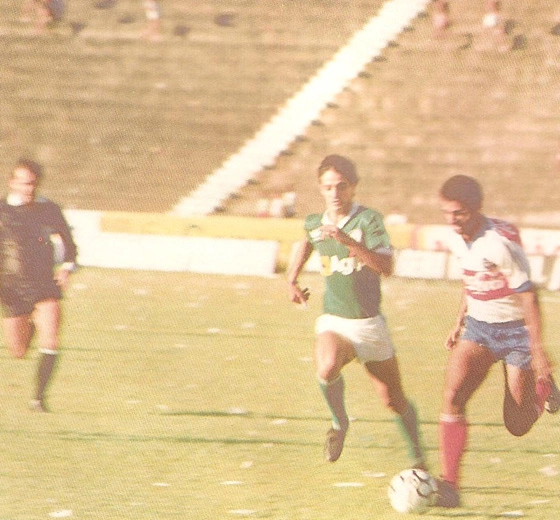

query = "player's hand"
(445, 327), (461, 351)
(320, 225), (353, 246)
(531, 348), (552, 381)
(288, 283), (310, 307)
(54, 267), (71, 289)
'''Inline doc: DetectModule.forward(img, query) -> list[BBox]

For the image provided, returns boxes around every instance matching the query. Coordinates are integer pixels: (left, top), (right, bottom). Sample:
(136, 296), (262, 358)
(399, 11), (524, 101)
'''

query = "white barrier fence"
(64, 210), (278, 277)
(302, 248), (560, 289)
(65, 210), (560, 289)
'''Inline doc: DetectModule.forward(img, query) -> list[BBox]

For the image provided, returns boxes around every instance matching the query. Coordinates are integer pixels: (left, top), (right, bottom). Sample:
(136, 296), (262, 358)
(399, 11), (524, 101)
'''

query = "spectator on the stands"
(141, 0), (162, 41)
(433, 0), (504, 36)
(22, 0), (65, 33)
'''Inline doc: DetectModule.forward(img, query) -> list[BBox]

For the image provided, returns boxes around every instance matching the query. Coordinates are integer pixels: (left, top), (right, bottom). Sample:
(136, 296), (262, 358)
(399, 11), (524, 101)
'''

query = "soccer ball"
(388, 469), (438, 514)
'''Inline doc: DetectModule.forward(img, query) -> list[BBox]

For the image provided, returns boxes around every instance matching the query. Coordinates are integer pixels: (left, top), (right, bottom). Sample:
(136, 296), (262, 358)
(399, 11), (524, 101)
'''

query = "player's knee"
(316, 363), (339, 382)
(315, 349), (343, 381)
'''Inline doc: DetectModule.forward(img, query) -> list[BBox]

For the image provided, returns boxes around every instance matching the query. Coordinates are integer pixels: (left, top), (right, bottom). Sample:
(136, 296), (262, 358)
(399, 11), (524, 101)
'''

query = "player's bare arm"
(446, 296), (467, 350)
(287, 239), (313, 306)
(54, 265), (73, 289)
(319, 225), (393, 276)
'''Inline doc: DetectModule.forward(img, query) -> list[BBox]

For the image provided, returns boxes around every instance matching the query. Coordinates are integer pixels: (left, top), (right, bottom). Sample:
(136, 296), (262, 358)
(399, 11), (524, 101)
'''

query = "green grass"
(1, 269), (559, 519)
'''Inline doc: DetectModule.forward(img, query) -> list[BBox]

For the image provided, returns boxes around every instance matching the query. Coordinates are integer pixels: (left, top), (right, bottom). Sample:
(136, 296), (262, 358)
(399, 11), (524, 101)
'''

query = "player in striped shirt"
(287, 154), (425, 469)
(436, 174), (559, 507)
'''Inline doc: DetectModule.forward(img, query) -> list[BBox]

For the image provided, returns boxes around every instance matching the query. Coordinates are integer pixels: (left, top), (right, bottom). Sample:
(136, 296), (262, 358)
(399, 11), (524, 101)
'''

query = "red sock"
(439, 414), (468, 487)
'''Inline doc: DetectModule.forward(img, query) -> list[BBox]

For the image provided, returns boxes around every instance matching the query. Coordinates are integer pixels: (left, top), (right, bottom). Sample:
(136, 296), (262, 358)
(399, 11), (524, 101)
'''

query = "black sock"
(35, 350), (58, 401)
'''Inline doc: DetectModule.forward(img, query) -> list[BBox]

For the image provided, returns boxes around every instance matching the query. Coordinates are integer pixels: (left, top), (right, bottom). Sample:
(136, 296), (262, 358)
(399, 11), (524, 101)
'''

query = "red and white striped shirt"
(447, 217), (531, 323)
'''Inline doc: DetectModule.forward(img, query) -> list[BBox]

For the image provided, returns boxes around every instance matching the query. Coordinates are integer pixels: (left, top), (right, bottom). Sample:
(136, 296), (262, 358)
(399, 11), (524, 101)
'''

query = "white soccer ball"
(388, 469), (438, 514)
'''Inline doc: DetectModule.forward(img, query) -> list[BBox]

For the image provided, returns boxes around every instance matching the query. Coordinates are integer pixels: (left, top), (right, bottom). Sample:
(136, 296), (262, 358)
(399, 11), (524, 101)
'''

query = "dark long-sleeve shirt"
(0, 197), (77, 289)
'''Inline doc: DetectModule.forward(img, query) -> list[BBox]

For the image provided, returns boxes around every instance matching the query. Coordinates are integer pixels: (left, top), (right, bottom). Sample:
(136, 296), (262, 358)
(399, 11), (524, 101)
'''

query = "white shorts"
(315, 313), (395, 363)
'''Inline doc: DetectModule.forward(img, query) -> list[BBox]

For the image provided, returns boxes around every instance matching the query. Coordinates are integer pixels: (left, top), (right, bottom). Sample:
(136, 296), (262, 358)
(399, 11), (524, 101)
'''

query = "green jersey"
(304, 204), (392, 319)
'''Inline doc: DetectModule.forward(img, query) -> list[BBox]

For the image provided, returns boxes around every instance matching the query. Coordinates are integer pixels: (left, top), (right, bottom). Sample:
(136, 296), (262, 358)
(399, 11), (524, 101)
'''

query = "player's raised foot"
(29, 399), (49, 413)
(545, 376), (560, 414)
(434, 479), (460, 508)
(324, 427), (346, 462)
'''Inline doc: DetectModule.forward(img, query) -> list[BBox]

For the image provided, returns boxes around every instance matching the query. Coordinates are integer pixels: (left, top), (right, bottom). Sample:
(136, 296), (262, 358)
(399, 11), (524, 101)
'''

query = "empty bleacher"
(0, 0), (386, 212)
(223, 0), (560, 227)
(1, 0), (560, 227)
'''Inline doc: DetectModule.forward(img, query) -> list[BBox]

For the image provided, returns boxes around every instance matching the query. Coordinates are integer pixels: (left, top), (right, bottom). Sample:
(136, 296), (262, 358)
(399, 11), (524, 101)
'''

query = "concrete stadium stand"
(171, 0), (432, 217)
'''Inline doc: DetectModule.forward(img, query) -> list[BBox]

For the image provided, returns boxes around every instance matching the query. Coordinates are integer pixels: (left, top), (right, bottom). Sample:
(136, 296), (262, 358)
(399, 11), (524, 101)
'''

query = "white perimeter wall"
(65, 210), (560, 290)
(64, 210), (278, 277)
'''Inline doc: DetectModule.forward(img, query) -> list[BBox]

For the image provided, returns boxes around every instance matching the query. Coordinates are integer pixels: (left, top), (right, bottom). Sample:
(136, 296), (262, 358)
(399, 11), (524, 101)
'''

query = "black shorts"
(0, 281), (62, 317)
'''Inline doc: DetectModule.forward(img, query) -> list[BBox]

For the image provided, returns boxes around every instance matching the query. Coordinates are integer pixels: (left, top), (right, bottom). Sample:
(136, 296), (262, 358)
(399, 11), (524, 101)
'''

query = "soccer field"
(0, 268), (558, 519)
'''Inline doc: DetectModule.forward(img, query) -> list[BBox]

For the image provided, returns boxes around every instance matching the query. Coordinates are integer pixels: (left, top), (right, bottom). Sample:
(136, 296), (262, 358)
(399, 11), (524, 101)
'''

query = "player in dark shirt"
(0, 158), (77, 412)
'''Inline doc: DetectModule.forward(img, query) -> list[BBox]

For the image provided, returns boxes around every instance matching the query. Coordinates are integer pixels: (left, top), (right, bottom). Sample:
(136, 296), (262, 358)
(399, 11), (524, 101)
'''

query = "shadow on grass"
(51, 430), (319, 447)
(159, 409), (327, 422)
(159, 409), (509, 429)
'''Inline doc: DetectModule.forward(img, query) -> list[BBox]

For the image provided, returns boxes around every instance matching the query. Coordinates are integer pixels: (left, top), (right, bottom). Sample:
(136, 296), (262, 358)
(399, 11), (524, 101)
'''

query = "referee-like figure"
(0, 158), (77, 412)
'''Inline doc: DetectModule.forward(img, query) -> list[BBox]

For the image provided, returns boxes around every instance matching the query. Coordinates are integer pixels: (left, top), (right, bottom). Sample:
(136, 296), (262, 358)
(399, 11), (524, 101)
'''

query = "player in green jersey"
(287, 154), (425, 467)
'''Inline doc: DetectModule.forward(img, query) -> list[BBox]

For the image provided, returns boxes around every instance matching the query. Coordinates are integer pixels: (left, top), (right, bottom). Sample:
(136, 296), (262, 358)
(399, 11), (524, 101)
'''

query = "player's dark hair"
(15, 157), (43, 180)
(440, 174), (482, 211)
(318, 154), (359, 185)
